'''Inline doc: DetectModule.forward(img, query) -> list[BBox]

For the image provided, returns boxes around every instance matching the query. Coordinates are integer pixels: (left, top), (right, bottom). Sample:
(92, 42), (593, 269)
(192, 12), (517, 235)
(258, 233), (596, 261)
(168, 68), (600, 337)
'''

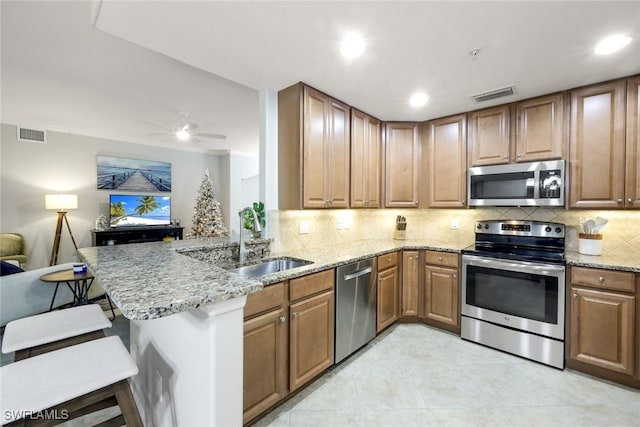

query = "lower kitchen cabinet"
(243, 308), (288, 424)
(423, 251), (460, 332)
(568, 266), (638, 384)
(377, 252), (400, 332)
(402, 251), (420, 317)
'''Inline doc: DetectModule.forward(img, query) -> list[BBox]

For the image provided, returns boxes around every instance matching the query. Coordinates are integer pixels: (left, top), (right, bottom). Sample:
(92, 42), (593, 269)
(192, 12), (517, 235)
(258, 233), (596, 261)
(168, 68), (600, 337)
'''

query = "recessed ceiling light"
(410, 92), (428, 108)
(176, 130), (190, 140)
(340, 33), (365, 60)
(594, 34), (632, 55)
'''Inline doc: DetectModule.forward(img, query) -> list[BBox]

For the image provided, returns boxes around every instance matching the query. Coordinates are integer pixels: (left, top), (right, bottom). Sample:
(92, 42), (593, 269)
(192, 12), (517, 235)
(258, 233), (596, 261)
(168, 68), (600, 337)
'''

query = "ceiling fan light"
(176, 129), (190, 140)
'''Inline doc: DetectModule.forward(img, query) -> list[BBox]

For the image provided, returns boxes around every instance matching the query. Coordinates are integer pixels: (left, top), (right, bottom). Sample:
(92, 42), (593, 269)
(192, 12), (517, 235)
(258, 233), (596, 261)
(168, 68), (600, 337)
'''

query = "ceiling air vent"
(471, 85), (515, 103)
(17, 126), (47, 143)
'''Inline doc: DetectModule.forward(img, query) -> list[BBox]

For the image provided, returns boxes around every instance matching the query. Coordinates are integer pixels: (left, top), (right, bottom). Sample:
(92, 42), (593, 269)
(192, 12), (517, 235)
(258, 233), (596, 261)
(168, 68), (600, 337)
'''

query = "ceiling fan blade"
(191, 137), (203, 144)
(139, 120), (174, 132)
(196, 133), (227, 140)
(147, 132), (169, 136)
(184, 122), (199, 132)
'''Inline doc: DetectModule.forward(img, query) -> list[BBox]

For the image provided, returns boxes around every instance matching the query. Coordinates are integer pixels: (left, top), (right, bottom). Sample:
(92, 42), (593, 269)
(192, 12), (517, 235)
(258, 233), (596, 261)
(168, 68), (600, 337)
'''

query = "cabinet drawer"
(571, 267), (636, 293)
(244, 282), (286, 319)
(425, 251), (459, 268)
(290, 269), (334, 302)
(377, 252), (398, 271)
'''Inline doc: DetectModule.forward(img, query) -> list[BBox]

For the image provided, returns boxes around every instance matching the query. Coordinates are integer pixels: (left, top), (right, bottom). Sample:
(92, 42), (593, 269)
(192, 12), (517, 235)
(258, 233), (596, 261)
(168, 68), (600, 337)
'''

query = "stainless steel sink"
(229, 257), (313, 277)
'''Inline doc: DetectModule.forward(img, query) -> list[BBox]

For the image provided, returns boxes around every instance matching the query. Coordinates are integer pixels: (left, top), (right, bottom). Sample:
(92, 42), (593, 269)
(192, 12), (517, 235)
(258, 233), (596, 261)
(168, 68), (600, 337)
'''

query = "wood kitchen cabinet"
(425, 114), (467, 208)
(289, 270), (335, 392)
(468, 105), (511, 166)
(469, 93), (565, 167)
(401, 251), (420, 317)
(351, 108), (382, 208)
(377, 252), (400, 331)
(626, 75), (640, 208)
(423, 251), (460, 333)
(243, 282), (288, 424)
(384, 123), (420, 207)
(569, 79), (628, 209)
(567, 266), (638, 387)
(278, 83), (350, 209)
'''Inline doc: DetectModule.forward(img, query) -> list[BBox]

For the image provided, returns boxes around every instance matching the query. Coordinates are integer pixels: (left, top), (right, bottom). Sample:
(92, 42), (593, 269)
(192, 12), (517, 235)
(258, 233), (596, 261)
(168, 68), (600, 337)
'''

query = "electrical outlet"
(451, 219), (460, 230)
(337, 218), (344, 230)
(299, 220), (310, 234)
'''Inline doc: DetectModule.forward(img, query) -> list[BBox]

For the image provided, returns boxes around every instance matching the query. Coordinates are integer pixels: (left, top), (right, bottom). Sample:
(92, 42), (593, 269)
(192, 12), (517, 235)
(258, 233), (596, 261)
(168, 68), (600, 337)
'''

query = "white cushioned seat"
(2, 304), (111, 354)
(0, 336), (138, 425)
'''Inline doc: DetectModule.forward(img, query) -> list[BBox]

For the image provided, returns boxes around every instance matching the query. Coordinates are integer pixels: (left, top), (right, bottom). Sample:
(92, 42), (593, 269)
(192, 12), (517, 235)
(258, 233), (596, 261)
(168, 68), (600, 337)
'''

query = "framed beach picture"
(97, 155), (172, 192)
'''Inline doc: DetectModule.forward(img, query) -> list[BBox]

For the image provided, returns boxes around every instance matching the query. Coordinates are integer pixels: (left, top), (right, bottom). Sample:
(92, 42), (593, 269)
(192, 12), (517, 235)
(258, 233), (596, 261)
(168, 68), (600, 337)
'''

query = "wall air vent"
(471, 85), (515, 103)
(17, 126), (47, 143)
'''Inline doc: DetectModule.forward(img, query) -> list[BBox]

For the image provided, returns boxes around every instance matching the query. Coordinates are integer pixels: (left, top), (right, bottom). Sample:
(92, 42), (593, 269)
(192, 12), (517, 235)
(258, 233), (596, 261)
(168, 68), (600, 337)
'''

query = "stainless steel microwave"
(468, 160), (565, 207)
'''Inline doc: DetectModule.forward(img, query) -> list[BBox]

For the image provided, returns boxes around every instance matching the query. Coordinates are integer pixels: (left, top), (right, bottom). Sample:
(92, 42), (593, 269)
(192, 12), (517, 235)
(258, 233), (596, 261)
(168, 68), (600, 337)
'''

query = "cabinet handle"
(599, 276), (605, 283)
(502, 156), (508, 159)
(279, 316), (286, 323)
(572, 293), (578, 299)
(617, 198), (624, 204)
(292, 312), (299, 318)
(415, 200), (419, 205)
(516, 154), (522, 158)
(438, 256), (443, 261)
(628, 198), (634, 205)
(453, 274), (457, 278)
(387, 258), (392, 263)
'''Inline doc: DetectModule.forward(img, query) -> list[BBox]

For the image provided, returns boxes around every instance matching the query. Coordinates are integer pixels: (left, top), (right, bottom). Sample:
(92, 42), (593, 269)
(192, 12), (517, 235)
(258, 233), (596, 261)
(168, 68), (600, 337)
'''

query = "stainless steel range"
(461, 220), (566, 369)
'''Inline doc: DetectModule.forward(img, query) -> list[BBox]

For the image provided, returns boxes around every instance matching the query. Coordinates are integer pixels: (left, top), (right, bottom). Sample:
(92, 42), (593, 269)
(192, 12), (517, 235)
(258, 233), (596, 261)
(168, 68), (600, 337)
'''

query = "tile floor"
(2, 319), (639, 426)
(253, 323), (640, 427)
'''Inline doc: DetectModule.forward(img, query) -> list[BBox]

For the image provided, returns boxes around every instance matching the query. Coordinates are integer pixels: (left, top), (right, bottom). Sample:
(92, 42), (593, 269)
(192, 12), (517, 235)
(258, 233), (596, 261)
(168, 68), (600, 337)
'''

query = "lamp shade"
(45, 194), (78, 211)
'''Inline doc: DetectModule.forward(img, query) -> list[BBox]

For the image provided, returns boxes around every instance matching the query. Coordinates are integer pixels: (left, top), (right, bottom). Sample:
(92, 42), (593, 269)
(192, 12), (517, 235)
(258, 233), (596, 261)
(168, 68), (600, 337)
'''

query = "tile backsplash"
(268, 208), (640, 258)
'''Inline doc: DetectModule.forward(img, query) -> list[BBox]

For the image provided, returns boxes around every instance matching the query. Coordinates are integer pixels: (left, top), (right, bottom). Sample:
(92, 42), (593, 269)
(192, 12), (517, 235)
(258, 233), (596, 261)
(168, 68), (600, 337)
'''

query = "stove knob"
(555, 227), (562, 233)
(545, 226), (552, 232)
(484, 224), (489, 230)
(477, 223), (482, 230)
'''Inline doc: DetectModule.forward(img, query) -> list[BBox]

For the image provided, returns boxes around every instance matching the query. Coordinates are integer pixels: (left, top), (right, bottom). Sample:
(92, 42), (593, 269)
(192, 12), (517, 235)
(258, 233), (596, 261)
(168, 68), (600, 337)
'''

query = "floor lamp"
(46, 194), (79, 266)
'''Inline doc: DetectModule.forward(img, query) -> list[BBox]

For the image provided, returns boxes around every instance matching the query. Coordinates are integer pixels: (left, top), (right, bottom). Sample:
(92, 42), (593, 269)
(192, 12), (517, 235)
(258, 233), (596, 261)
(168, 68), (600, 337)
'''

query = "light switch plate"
(299, 220), (310, 234)
(451, 219), (460, 230)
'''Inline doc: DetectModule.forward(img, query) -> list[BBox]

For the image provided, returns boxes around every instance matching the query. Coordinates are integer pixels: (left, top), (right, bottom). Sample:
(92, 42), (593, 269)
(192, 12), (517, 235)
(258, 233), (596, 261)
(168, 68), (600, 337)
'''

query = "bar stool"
(2, 304), (111, 361)
(0, 336), (142, 426)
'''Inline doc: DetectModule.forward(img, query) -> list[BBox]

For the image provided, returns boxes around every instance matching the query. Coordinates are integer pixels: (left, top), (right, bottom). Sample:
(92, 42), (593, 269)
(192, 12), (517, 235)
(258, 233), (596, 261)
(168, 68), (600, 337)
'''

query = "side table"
(39, 269), (115, 320)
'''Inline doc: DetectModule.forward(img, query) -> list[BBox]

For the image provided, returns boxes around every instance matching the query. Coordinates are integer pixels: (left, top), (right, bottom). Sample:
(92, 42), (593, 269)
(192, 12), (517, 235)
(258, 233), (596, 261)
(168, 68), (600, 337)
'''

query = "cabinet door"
(468, 105), (511, 166)
(385, 123), (420, 207)
(424, 265), (459, 328)
(402, 251), (419, 317)
(289, 291), (335, 391)
(243, 309), (288, 424)
(569, 80), (627, 208)
(626, 76), (640, 209)
(570, 287), (635, 375)
(427, 114), (467, 207)
(303, 86), (330, 208)
(327, 99), (351, 208)
(377, 266), (399, 331)
(351, 109), (381, 208)
(515, 92), (565, 162)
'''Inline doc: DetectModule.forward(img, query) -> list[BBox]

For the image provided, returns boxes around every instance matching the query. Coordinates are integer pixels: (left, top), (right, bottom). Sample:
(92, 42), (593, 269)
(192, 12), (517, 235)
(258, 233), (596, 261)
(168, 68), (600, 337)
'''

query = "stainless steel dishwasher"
(335, 258), (376, 363)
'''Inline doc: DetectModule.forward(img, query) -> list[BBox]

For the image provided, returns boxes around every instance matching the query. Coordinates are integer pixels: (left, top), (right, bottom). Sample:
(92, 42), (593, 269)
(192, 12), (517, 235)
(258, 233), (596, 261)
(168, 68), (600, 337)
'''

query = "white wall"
(219, 153), (259, 236)
(0, 123), (224, 269)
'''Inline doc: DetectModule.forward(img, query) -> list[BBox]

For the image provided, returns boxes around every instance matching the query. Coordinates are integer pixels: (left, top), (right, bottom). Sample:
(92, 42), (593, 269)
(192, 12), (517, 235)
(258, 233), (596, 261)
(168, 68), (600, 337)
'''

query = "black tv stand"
(91, 227), (184, 246)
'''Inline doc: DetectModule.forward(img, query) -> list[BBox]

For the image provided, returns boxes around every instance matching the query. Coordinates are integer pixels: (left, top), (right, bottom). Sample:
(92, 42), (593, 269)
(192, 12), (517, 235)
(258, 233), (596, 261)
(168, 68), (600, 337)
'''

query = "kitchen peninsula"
(79, 235), (639, 426)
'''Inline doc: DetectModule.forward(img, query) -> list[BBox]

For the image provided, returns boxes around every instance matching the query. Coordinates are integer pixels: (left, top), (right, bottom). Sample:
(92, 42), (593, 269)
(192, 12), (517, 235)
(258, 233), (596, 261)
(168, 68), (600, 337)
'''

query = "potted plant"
(243, 201), (266, 238)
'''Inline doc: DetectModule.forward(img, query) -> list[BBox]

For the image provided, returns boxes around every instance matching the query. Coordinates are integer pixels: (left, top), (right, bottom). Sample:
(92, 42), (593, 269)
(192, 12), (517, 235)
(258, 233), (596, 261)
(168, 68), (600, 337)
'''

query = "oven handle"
(462, 254), (565, 275)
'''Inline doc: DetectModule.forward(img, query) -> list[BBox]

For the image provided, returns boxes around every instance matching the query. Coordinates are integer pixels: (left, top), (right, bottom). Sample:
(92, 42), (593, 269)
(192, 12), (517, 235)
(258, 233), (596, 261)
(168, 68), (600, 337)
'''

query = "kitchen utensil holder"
(578, 233), (603, 256)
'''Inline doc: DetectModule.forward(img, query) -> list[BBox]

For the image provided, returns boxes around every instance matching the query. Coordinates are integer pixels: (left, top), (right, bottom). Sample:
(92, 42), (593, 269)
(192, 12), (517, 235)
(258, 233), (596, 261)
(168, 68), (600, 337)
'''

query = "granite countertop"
(79, 236), (638, 321)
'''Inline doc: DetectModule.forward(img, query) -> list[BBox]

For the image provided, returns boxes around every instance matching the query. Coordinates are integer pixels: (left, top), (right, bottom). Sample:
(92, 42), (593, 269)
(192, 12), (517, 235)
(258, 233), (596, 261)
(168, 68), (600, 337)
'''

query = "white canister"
(578, 233), (603, 256)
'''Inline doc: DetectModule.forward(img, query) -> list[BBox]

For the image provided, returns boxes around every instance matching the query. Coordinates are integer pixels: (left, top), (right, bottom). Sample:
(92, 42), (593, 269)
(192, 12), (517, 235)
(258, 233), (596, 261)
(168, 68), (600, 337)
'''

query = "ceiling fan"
(144, 113), (227, 143)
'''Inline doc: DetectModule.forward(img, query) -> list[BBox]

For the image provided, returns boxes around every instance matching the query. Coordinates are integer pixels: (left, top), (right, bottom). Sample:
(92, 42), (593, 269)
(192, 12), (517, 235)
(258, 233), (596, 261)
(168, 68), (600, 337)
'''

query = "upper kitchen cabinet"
(351, 109), (382, 208)
(468, 105), (511, 166)
(278, 83), (350, 209)
(569, 79), (628, 209)
(515, 92), (566, 162)
(469, 94), (565, 167)
(385, 123), (420, 208)
(626, 76), (640, 208)
(425, 114), (467, 208)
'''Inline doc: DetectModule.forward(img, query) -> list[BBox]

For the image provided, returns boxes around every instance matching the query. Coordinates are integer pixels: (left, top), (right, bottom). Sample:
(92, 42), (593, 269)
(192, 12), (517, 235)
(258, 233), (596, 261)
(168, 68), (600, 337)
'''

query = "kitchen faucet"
(238, 207), (262, 264)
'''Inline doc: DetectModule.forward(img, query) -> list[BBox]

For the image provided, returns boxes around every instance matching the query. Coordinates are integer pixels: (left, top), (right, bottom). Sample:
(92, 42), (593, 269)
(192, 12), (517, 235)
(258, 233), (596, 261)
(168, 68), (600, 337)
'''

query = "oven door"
(461, 254), (565, 340)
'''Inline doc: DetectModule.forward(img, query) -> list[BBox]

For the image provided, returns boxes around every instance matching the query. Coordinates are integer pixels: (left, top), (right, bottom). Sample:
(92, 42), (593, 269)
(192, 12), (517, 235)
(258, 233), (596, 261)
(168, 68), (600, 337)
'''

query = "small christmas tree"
(188, 169), (229, 238)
